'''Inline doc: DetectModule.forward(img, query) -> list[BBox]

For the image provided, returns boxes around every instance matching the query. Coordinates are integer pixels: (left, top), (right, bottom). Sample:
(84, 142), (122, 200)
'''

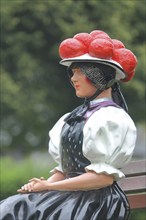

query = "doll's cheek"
(85, 76), (92, 84)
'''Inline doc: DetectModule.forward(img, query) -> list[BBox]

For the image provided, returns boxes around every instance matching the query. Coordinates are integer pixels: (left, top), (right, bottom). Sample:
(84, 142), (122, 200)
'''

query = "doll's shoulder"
(84, 106), (136, 131)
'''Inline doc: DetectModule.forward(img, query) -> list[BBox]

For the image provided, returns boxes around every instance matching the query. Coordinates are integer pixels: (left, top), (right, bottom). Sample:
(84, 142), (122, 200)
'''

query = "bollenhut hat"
(59, 30), (137, 83)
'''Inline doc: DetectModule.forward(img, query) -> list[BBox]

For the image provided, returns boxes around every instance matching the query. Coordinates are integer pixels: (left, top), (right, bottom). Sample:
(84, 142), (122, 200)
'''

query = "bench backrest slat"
(118, 159), (146, 209)
(119, 175), (146, 193)
(127, 194), (146, 209)
(121, 159), (146, 177)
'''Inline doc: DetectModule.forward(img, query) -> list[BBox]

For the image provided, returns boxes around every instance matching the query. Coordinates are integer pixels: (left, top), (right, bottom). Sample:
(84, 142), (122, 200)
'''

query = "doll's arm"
(46, 171), (114, 191)
(18, 171), (113, 193)
(47, 171), (66, 183)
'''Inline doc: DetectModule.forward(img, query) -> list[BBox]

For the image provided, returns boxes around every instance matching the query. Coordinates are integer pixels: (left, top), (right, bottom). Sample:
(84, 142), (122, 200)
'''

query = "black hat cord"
(111, 82), (128, 112)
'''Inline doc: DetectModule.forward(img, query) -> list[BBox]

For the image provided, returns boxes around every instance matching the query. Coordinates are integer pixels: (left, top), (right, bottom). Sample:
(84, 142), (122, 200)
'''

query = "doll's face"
(70, 68), (97, 98)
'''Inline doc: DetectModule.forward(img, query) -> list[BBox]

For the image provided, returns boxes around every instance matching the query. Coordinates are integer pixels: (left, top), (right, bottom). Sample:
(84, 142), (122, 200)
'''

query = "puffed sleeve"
(83, 106), (137, 181)
(48, 113), (69, 174)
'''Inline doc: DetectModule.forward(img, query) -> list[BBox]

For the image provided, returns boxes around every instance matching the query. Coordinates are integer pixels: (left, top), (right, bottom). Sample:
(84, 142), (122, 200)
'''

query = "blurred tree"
(0, 0), (145, 155)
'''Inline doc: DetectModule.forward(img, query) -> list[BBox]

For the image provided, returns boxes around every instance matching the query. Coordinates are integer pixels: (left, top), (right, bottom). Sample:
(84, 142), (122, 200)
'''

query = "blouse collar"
(90, 98), (112, 106)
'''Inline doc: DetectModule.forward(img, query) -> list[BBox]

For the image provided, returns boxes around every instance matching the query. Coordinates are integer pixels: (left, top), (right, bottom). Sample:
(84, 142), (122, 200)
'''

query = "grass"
(0, 152), (55, 200)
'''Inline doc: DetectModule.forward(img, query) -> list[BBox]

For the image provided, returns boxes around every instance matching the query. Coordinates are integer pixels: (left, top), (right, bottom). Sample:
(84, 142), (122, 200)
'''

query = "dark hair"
(68, 62), (116, 89)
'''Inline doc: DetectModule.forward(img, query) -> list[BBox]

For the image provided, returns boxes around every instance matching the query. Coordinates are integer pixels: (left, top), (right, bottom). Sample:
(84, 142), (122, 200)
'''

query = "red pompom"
(89, 38), (114, 59)
(112, 39), (125, 49)
(112, 48), (137, 74)
(90, 30), (110, 39)
(59, 38), (87, 59)
(73, 33), (93, 48)
(121, 70), (135, 82)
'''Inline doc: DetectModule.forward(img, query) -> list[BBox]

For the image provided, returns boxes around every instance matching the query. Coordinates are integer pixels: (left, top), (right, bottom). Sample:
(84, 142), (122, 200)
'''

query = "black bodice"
(60, 120), (91, 177)
(60, 100), (120, 178)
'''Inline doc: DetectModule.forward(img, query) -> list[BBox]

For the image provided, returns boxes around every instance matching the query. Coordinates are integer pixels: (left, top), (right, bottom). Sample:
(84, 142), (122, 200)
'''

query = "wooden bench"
(118, 159), (146, 209)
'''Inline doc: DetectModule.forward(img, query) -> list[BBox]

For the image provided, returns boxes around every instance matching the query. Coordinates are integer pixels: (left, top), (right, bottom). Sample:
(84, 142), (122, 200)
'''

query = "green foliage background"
(0, 1), (146, 218)
(1, 0), (145, 155)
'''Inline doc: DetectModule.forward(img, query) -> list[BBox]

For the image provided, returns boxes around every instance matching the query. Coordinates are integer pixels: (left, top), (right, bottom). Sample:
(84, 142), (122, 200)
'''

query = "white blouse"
(48, 105), (137, 181)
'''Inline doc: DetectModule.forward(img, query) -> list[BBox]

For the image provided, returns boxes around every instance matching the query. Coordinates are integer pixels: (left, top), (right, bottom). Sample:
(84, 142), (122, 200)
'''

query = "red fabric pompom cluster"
(59, 30), (137, 82)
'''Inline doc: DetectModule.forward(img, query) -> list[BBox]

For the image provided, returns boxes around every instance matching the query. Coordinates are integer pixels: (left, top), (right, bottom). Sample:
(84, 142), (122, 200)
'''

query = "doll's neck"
(94, 88), (112, 100)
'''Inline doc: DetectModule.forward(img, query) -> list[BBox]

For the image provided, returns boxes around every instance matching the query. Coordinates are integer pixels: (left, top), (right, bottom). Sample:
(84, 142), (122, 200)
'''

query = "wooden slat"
(119, 176), (146, 193)
(119, 159), (146, 209)
(121, 160), (146, 177)
(127, 194), (146, 209)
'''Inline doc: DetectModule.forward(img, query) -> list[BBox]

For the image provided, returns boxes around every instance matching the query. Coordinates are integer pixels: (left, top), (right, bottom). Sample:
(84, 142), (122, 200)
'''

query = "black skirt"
(0, 182), (130, 220)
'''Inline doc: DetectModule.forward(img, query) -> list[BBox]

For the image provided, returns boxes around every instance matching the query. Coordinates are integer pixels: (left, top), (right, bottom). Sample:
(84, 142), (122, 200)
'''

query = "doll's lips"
(75, 84), (80, 88)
